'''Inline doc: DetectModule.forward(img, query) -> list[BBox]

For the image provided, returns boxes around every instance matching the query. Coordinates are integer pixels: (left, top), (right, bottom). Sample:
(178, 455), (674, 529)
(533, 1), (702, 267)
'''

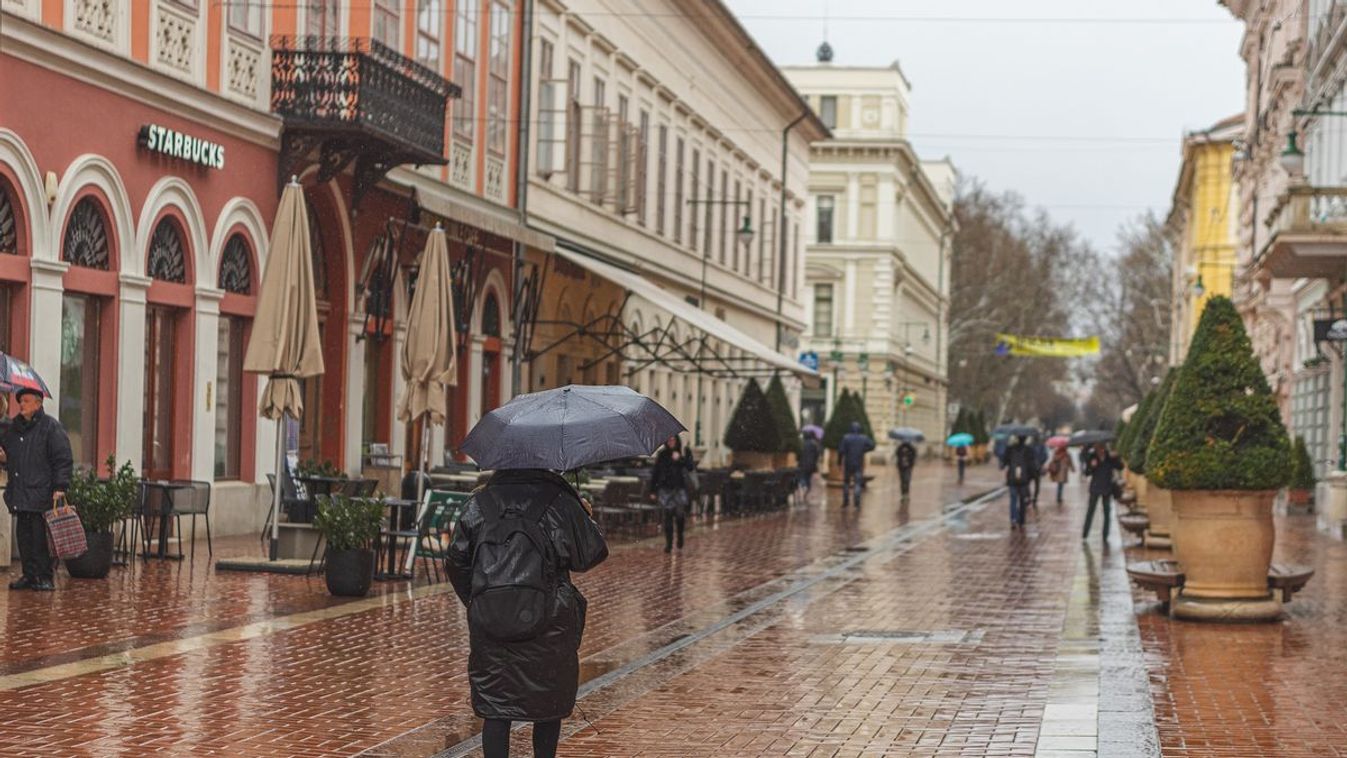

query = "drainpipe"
(510, 0), (535, 398)
(775, 112), (809, 353)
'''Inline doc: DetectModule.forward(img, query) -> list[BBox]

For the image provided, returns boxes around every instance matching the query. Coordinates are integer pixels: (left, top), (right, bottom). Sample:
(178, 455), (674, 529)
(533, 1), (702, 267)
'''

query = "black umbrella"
(460, 385), (685, 471)
(992, 424), (1038, 439)
(1067, 430), (1115, 447)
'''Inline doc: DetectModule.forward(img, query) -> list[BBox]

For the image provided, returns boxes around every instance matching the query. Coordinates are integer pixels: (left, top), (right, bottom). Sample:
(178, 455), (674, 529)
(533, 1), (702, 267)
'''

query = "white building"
(522, 0), (829, 463)
(782, 47), (955, 453)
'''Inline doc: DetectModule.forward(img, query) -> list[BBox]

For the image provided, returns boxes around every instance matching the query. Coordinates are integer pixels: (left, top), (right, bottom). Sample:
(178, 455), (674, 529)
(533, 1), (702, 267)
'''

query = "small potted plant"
(65, 455), (139, 579)
(1148, 296), (1293, 621)
(1286, 436), (1316, 510)
(724, 379), (783, 471)
(313, 494), (383, 597)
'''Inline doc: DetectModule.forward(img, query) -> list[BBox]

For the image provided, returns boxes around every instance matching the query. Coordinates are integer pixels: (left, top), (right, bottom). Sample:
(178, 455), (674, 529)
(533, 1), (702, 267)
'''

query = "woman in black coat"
(650, 435), (695, 552)
(446, 469), (608, 758)
(1083, 444), (1123, 542)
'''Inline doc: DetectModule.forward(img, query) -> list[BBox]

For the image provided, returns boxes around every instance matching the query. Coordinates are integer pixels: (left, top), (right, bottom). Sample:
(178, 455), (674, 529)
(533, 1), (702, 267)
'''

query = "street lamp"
(1280, 131), (1306, 177)
(735, 215), (755, 248)
(686, 197), (754, 308)
(1192, 275), (1205, 299)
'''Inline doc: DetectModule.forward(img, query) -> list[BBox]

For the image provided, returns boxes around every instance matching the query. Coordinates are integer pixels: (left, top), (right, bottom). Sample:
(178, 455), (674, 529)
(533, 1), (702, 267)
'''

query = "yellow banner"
(994, 334), (1100, 357)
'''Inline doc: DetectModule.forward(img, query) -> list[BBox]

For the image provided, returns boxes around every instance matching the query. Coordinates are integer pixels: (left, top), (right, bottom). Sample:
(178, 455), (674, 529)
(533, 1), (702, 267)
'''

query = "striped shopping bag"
(44, 496), (87, 560)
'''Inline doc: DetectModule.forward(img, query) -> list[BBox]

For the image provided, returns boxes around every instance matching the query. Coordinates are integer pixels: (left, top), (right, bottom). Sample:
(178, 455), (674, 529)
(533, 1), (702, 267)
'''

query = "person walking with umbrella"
(1002, 435), (1036, 529)
(837, 422), (875, 508)
(894, 439), (917, 499)
(798, 430), (822, 496)
(1082, 442), (1122, 542)
(1047, 443), (1075, 504)
(0, 388), (72, 591)
(450, 385), (680, 758)
(651, 434), (695, 552)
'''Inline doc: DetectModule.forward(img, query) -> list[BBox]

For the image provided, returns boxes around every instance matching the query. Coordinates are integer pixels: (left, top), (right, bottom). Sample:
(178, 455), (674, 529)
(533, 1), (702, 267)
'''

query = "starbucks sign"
(138, 124), (226, 170)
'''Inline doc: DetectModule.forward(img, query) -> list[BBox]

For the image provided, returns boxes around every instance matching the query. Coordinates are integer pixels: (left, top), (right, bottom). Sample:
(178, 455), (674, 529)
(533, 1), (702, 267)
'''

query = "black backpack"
(467, 490), (560, 643)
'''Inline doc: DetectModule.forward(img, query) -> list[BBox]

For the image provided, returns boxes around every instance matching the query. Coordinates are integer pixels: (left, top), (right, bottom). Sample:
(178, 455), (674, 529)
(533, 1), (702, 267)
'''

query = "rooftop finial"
(816, 40), (833, 63)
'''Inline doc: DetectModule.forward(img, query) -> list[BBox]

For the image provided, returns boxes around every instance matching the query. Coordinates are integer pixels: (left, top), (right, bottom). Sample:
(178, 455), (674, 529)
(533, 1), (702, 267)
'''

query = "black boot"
(8, 576), (34, 590)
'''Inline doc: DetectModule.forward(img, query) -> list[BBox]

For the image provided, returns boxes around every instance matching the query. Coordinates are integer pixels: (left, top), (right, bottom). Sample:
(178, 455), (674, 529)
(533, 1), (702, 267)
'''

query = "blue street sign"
(799, 351), (820, 371)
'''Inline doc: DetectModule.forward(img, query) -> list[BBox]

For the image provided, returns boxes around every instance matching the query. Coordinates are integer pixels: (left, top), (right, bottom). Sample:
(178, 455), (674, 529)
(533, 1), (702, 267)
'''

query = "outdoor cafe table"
(376, 498), (418, 581)
(140, 480), (192, 560)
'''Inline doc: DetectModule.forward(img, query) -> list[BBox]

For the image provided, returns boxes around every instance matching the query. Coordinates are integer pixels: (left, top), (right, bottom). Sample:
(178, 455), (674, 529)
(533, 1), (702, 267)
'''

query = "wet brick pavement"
(0, 461), (1341, 756)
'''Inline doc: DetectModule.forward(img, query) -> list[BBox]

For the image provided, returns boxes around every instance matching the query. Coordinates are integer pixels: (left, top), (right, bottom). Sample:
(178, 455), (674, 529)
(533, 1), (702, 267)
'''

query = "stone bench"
(1119, 512), (1150, 541)
(1268, 563), (1315, 603)
(1127, 560), (1316, 609)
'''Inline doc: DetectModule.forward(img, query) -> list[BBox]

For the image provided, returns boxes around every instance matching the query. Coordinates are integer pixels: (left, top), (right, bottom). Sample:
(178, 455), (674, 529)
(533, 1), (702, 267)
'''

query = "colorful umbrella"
(1047, 435), (1070, 448)
(801, 424), (824, 439)
(946, 432), (974, 447)
(0, 353), (50, 397)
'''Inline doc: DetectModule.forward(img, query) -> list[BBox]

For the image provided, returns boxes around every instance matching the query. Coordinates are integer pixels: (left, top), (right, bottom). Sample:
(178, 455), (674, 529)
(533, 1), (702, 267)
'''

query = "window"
(566, 61), (582, 192)
(591, 78), (607, 202)
(0, 285), (11, 355)
(148, 218), (187, 283)
(482, 292), (502, 337)
(656, 125), (668, 235)
(227, 0), (262, 37)
(63, 198), (110, 270)
(219, 234), (253, 295)
(535, 39), (555, 173)
(768, 207), (778, 288)
(617, 95), (630, 210)
(732, 179), (742, 272)
(454, 0), (479, 142)
(689, 149), (700, 253)
(637, 111), (650, 224)
(674, 137), (685, 244)
(60, 295), (101, 468)
(704, 159), (714, 254)
(143, 307), (177, 478)
(487, 1), (511, 155)
(305, 0), (339, 37)
(757, 196), (767, 282)
(718, 170), (728, 264)
(816, 195), (835, 243)
(813, 284), (834, 337)
(215, 317), (244, 479)
(416, 0), (442, 70)
(373, 0), (401, 49)
(819, 95), (837, 129)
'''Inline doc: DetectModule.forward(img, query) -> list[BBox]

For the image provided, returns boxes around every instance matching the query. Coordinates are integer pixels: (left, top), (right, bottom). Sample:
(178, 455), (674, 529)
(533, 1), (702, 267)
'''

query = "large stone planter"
(732, 451), (776, 471)
(1143, 485), (1173, 549)
(773, 452), (798, 469)
(1133, 476), (1149, 511)
(1171, 489), (1281, 622)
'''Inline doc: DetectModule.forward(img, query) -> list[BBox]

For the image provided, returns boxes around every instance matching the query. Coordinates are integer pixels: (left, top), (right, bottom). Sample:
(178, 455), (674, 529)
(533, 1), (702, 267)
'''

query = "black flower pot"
(324, 548), (375, 597)
(65, 531), (115, 579)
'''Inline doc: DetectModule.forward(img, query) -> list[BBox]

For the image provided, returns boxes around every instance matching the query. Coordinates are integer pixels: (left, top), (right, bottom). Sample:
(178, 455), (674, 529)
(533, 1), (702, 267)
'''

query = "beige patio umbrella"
(243, 179), (325, 561)
(398, 226), (456, 568)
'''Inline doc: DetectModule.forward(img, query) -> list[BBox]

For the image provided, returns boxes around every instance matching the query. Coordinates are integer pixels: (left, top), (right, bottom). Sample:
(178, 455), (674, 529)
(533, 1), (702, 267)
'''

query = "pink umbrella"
(1047, 435), (1070, 448)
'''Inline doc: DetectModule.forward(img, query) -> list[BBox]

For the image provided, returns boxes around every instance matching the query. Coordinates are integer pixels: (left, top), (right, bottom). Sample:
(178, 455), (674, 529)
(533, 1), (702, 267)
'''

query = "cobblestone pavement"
(0, 460), (1340, 757)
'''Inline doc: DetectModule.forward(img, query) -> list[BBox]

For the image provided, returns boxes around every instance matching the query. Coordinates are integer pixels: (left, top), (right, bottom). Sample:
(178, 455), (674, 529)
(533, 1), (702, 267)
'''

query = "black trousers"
(898, 466), (913, 495)
(482, 718), (560, 758)
(662, 508), (685, 549)
(1083, 493), (1112, 541)
(16, 511), (53, 582)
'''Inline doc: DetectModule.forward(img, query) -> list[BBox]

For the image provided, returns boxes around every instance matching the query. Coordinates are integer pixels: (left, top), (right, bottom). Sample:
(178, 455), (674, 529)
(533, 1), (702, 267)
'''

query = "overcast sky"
(725, 0), (1247, 255)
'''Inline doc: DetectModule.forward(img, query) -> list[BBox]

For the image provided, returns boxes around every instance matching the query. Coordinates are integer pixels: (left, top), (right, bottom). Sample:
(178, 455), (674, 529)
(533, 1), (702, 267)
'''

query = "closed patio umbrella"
(243, 179), (325, 561)
(397, 226), (456, 571)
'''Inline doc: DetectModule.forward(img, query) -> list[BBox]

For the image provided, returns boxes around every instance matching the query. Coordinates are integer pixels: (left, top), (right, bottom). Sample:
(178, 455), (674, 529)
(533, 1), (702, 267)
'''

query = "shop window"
(813, 284), (834, 338)
(219, 234), (253, 294)
(0, 185), (16, 255)
(60, 294), (101, 468)
(305, 0), (339, 37)
(816, 195), (834, 244)
(215, 316), (244, 479)
(63, 198), (110, 270)
(305, 197), (329, 300)
(148, 218), (188, 283)
(482, 292), (501, 337)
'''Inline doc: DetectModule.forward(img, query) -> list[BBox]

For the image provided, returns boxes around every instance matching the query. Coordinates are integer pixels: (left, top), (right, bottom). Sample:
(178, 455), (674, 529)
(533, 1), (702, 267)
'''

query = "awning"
(389, 168), (556, 251)
(555, 245), (816, 377)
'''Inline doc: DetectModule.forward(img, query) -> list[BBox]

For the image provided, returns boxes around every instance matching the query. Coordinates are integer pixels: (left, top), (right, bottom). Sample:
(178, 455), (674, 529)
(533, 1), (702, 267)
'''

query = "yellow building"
(1168, 115), (1242, 363)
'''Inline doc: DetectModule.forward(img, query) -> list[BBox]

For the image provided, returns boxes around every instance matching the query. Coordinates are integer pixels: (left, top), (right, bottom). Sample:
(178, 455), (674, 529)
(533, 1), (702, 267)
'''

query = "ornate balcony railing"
(1257, 185), (1347, 278)
(271, 36), (459, 205)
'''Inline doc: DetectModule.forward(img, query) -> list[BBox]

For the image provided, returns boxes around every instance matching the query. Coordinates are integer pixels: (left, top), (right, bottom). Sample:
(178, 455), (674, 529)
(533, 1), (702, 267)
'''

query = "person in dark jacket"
(1083, 444), (1123, 542)
(1029, 436), (1049, 507)
(837, 422), (875, 508)
(798, 432), (821, 495)
(446, 469), (608, 758)
(894, 441), (917, 498)
(955, 444), (969, 484)
(1002, 436), (1037, 529)
(650, 435), (695, 552)
(0, 389), (73, 591)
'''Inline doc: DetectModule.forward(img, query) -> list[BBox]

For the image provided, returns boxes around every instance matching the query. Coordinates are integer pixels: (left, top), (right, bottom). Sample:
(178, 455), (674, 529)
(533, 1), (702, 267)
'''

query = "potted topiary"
(1122, 387), (1159, 510)
(723, 379), (783, 471)
(1286, 436), (1316, 510)
(1134, 370), (1178, 548)
(765, 374), (801, 468)
(64, 455), (139, 579)
(313, 494), (384, 597)
(1147, 296), (1294, 621)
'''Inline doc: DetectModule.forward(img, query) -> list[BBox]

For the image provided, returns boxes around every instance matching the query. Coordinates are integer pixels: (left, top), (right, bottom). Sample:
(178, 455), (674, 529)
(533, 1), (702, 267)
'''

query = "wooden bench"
(1267, 563), (1315, 602)
(1126, 559), (1184, 608)
(1119, 512), (1150, 541)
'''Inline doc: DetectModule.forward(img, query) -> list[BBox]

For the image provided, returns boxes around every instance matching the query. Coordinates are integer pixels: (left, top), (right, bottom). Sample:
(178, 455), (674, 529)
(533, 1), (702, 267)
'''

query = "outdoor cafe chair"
(168, 480), (213, 559)
(261, 474), (308, 548)
(409, 490), (470, 583)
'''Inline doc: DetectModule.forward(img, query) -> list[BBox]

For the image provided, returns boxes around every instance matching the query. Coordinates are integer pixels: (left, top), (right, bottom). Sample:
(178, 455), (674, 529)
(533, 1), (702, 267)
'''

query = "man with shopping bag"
(0, 389), (73, 591)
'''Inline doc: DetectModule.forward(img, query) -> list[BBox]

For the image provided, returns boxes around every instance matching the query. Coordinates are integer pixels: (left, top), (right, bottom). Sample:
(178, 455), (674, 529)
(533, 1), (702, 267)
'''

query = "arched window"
(482, 291), (501, 337)
(147, 217), (188, 283)
(63, 197), (110, 270)
(0, 184), (16, 255)
(219, 233), (253, 295)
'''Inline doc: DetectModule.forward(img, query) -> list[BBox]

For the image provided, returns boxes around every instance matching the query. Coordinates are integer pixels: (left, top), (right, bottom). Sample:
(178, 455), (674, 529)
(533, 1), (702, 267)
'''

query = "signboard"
(1314, 318), (1347, 342)
(798, 350), (820, 371)
(994, 333), (1100, 357)
(138, 124), (226, 170)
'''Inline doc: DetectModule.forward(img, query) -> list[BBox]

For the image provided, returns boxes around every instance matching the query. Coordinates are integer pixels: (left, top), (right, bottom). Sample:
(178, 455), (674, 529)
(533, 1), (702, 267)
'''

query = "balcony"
(271, 36), (459, 208)
(1258, 185), (1347, 279)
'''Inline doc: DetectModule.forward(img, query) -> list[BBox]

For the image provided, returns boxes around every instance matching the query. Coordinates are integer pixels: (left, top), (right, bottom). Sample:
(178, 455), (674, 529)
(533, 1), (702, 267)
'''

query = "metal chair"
(169, 480), (213, 559)
(410, 490), (470, 583)
(262, 473), (307, 547)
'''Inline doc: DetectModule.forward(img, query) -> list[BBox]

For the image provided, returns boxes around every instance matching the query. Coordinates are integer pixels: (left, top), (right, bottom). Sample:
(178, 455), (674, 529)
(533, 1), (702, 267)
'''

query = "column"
(191, 288), (224, 484)
(116, 273), (151, 468)
(843, 260), (858, 335)
(846, 174), (860, 243)
(468, 336), (485, 430)
(344, 315), (365, 476)
(27, 260), (68, 404)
